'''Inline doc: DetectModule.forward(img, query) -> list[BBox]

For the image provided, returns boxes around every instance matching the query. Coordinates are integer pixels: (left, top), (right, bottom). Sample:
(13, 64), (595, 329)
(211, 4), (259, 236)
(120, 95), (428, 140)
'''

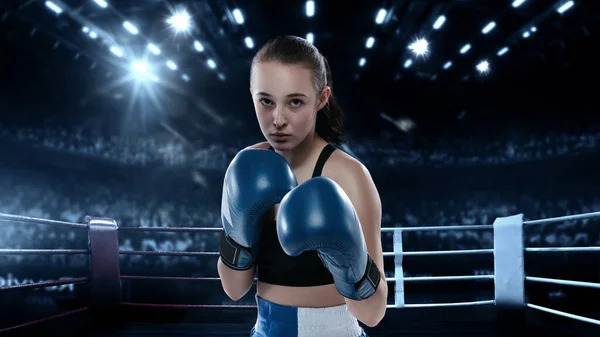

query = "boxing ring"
(1, 210), (600, 336)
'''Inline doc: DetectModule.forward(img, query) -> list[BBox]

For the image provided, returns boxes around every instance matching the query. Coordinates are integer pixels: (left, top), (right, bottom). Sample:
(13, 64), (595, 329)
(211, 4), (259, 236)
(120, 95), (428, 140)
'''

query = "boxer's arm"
(216, 141), (270, 301)
(217, 258), (255, 301)
(330, 160), (388, 327)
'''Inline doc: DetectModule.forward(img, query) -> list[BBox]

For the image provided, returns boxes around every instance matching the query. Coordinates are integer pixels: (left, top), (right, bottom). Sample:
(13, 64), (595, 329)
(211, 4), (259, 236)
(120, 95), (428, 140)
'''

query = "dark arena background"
(1, 0), (599, 336)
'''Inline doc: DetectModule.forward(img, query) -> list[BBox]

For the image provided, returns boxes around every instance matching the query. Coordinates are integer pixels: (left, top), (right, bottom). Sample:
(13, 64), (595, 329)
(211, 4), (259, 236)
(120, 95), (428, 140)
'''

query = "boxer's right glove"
(219, 148), (297, 270)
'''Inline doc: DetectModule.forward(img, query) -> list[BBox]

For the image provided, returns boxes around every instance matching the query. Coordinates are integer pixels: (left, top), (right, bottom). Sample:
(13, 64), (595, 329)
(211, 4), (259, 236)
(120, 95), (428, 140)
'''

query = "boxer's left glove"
(276, 177), (381, 300)
(220, 148), (297, 270)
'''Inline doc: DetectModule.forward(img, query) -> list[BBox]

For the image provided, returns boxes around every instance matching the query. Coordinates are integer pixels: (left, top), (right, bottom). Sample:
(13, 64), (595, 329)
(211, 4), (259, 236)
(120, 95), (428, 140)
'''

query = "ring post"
(493, 214), (525, 330)
(87, 216), (121, 315)
(393, 229), (405, 308)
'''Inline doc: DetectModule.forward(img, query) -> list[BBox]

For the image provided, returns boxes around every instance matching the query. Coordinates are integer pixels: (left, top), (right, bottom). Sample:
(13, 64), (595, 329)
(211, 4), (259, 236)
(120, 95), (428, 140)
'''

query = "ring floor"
(2, 305), (589, 337)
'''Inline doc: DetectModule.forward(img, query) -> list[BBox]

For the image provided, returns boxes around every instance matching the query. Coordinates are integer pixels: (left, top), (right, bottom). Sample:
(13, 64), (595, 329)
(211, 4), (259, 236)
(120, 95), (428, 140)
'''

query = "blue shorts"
(250, 295), (367, 337)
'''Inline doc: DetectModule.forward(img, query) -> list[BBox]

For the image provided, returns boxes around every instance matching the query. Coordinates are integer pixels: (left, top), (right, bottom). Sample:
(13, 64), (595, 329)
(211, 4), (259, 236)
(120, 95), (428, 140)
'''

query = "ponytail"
(316, 57), (346, 145)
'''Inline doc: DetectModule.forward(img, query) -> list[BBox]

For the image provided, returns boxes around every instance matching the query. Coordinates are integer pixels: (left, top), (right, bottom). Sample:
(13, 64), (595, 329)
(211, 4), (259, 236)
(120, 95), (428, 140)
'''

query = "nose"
(272, 107), (287, 128)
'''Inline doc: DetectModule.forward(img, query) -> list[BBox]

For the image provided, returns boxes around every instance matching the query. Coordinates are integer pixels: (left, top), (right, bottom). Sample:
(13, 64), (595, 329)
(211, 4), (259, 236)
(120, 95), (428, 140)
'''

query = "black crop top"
(255, 143), (336, 286)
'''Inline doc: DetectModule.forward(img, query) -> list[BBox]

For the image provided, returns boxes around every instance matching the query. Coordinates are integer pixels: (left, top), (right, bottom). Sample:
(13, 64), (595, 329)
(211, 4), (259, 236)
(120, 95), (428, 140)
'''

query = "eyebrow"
(256, 92), (308, 98)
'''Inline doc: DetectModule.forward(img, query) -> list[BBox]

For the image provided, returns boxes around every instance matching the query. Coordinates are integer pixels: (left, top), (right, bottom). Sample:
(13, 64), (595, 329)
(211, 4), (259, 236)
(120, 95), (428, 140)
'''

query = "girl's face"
(250, 61), (329, 151)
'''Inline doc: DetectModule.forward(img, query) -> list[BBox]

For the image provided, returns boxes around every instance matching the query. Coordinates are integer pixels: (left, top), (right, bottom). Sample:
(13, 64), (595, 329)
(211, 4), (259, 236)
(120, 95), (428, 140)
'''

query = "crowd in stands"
(0, 124), (189, 167)
(353, 130), (600, 168)
(0, 124), (599, 308)
(0, 124), (599, 170)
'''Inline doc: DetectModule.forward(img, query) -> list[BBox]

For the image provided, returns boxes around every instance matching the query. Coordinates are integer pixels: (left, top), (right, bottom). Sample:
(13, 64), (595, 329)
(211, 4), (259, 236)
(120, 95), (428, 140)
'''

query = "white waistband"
(297, 304), (363, 337)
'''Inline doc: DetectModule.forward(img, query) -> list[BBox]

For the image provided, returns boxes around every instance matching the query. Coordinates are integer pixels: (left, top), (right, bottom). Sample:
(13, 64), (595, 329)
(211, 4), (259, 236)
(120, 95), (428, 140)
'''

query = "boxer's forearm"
(217, 258), (255, 301)
(345, 276), (388, 327)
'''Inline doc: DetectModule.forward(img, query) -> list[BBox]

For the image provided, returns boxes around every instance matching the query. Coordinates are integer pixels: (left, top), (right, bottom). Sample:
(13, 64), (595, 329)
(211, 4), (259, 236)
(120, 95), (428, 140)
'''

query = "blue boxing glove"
(220, 148), (297, 270)
(277, 177), (381, 300)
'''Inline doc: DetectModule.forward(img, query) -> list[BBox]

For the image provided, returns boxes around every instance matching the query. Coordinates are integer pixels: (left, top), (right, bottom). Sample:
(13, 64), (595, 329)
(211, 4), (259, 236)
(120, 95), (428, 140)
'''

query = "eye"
(259, 98), (273, 107)
(290, 99), (304, 108)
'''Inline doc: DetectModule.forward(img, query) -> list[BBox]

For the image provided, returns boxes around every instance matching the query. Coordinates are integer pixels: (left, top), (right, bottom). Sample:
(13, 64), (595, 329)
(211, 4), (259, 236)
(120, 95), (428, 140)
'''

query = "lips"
(271, 133), (291, 142)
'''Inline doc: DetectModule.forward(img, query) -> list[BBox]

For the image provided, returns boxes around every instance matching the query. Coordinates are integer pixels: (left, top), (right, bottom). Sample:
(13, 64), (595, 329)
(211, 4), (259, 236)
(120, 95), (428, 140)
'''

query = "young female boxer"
(218, 35), (387, 337)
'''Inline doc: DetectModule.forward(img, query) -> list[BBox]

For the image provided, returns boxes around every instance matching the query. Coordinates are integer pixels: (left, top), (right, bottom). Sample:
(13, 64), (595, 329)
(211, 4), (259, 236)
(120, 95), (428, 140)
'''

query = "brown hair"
(251, 35), (346, 145)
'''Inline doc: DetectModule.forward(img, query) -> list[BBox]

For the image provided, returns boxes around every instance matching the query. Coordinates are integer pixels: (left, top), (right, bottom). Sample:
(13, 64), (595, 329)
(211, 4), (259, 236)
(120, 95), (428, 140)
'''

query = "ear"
(316, 86), (331, 111)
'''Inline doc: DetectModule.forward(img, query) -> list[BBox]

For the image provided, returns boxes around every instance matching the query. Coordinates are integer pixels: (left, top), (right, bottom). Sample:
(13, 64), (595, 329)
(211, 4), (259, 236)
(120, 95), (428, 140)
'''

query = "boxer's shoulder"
(321, 147), (381, 229)
(324, 149), (371, 182)
(244, 141), (271, 150)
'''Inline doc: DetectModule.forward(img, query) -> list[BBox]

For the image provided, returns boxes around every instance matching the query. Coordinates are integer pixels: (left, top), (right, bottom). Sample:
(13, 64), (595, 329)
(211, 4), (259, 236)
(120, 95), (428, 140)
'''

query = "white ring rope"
(527, 303), (600, 326)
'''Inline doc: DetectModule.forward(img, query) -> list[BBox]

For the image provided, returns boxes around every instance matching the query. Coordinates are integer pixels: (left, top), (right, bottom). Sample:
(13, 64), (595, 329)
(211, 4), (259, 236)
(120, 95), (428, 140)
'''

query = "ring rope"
(381, 225), (492, 232)
(0, 277), (88, 292)
(121, 302), (257, 309)
(524, 210), (600, 226)
(0, 306), (89, 334)
(118, 227), (222, 232)
(0, 212), (87, 229)
(526, 276), (600, 289)
(403, 275), (494, 282)
(118, 250), (218, 256)
(395, 249), (493, 257)
(1, 209), (599, 332)
(527, 303), (600, 326)
(401, 300), (495, 308)
(525, 246), (600, 253)
(0, 249), (89, 255)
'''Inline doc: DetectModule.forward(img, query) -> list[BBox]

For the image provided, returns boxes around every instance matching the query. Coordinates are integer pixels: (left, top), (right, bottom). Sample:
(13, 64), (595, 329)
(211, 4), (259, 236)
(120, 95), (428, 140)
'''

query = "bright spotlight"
(93, 0), (108, 8)
(460, 43), (471, 54)
(132, 61), (148, 74)
(476, 60), (489, 73)
(123, 21), (139, 35)
(512, 0), (526, 8)
(45, 1), (63, 15)
(193, 40), (204, 52)
(359, 58), (366, 67)
(166, 60), (178, 70)
(306, 1), (315, 17)
(404, 59), (412, 68)
(557, 1), (574, 14)
(147, 43), (161, 55)
(245, 37), (254, 49)
(167, 9), (192, 33)
(482, 21), (496, 34)
(366, 37), (375, 48)
(207, 59), (217, 69)
(375, 9), (387, 24)
(131, 61), (157, 82)
(131, 61), (148, 76)
(306, 33), (314, 44)
(110, 46), (124, 57)
(433, 15), (446, 29)
(232, 8), (244, 24)
(408, 38), (428, 56)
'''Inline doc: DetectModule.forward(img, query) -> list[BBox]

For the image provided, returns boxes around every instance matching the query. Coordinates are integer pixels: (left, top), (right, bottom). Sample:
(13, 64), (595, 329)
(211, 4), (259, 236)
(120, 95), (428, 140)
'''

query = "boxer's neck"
(279, 132), (326, 170)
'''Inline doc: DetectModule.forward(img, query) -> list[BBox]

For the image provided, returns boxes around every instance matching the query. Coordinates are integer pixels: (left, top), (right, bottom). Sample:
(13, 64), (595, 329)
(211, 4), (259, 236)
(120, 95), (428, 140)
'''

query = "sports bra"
(255, 143), (336, 286)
